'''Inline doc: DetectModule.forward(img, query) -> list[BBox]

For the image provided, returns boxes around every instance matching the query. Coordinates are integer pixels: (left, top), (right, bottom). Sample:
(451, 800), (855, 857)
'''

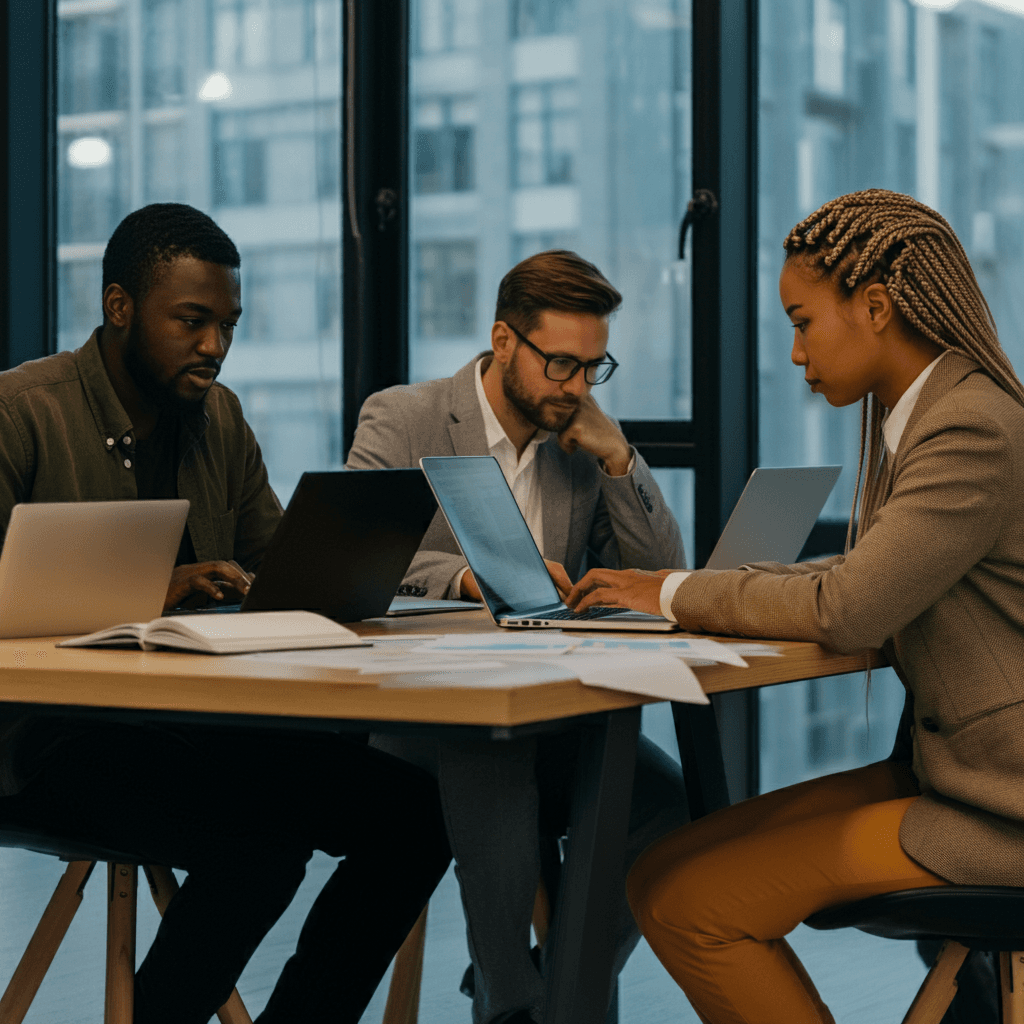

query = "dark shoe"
(490, 1012), (539, 1024)
(460, 945), (543, 998)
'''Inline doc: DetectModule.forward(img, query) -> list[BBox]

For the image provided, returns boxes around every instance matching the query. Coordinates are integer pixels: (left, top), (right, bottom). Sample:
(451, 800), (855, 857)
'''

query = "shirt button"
(122, 436), (131, 446)
(106, 437), (115, 447)
(124, 458), (132, 469)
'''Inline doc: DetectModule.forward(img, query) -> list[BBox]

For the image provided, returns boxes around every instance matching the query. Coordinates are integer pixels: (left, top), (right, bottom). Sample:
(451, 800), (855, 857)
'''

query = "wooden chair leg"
(0, 859), (96, 1024)
(382, 905), (429, 1024)
(143, 865), (253, 1024)
(105, 863), (137, 1024)
(901, 939), (970, 1024)
(1000, 951), (1024, 1024)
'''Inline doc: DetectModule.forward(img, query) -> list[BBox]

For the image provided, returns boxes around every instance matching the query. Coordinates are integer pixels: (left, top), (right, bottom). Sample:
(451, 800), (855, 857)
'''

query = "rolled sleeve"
(660, 571), (691, 621)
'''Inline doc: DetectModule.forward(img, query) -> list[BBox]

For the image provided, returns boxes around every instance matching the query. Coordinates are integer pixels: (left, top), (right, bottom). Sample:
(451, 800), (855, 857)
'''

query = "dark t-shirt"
(134, 416), (197, 566)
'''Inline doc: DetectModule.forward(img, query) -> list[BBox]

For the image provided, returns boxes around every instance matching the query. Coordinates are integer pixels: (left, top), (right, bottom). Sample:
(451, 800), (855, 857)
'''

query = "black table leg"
(544, 706), (640, 1024)
(672, 700), (731, 820)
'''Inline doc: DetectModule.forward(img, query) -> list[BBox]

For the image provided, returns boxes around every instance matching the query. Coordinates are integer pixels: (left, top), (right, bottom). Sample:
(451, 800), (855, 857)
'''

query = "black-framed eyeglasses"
(504, 322), (619, 385)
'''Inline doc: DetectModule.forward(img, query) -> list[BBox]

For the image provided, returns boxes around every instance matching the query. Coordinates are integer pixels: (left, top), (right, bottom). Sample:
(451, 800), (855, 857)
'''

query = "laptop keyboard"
(537, 606), (623, 621)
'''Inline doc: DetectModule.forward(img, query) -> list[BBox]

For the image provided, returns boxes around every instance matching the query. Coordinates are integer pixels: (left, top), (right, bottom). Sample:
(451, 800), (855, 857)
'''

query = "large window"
(757, 0), (1024, 791)
(56, 0), (343, 504)
(408, 0), (695, 556)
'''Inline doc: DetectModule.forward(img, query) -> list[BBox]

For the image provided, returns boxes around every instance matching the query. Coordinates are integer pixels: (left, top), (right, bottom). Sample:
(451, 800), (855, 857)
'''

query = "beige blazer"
(672, 353), (1024, 885)
(347, 355), (686, 597)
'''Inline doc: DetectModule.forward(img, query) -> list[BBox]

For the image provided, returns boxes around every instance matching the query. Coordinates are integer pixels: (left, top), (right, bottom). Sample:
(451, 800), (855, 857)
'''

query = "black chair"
(805, 886), (1024, 1023)
(0, 819), (250, 1024)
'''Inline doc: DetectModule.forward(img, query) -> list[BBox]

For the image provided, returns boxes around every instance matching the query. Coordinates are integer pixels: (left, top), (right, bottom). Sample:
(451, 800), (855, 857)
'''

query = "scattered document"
(721, 642), (782, 658)
(569, 637), (747, 667)
(534, 653), (708, 704)
(411, 633), (573, 655)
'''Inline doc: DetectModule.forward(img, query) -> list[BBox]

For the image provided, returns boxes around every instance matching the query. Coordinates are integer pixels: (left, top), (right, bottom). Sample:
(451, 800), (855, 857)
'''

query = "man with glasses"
(347, 249), (687, 1024)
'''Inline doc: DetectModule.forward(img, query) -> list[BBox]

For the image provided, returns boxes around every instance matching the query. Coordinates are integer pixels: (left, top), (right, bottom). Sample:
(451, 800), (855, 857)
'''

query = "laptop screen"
(420, 456), (561, 618)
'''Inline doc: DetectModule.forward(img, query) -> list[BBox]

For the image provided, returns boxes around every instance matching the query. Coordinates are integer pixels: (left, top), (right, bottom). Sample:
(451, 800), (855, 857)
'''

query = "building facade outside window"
(416, 241), (478, 339)
(415, 97), (477, 194)
(512, 82), (579, 187)
(511, 0), (577, 38)
(57, 0), (343, 504)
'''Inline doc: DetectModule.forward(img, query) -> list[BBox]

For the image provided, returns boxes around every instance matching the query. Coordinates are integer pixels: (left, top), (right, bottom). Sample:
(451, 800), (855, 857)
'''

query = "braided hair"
(102, 203), (240, 311)
(783, 189), (1024, 551)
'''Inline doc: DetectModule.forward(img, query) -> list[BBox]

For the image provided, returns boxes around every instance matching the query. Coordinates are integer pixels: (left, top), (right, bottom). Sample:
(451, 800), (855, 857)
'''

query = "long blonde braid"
(784, 189), (1024, 550)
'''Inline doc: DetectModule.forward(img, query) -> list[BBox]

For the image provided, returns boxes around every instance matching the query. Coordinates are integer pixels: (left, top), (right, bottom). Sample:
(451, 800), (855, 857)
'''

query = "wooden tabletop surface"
(0, 610), (884, 728)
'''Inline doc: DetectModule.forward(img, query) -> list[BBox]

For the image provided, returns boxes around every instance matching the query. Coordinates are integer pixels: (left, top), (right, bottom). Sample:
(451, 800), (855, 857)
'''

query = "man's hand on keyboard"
(565, 567), (670, 617)
(461, 559), (571, 602)
(545, 560), (573, 601)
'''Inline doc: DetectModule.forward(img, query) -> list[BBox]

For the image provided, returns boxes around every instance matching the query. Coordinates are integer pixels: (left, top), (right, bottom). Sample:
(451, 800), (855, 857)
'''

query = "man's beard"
(501, 350), (579, 432)
(123, 320), (212, 413)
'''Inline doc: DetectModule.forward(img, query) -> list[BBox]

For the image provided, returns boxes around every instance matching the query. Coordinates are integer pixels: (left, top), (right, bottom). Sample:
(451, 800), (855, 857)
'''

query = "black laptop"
(218, 469), (437, 621)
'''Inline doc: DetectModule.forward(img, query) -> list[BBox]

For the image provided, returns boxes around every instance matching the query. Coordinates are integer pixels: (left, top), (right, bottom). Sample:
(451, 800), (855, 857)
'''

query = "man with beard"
(0, 204), (451, 1024)
(346, 249), (687, 1024)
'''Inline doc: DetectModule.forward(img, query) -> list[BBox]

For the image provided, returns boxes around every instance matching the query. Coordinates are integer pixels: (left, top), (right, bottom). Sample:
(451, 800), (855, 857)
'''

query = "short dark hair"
(102, 203), (240, 308)
(494, 250), (622, 334)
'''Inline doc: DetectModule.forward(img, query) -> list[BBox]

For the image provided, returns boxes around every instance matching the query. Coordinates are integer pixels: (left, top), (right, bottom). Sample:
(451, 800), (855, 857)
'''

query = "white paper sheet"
(568, 637), (748, 667)
(533, 653), (708, 704)
(721, 642), (782, 657)
(411, 633), (573, 655)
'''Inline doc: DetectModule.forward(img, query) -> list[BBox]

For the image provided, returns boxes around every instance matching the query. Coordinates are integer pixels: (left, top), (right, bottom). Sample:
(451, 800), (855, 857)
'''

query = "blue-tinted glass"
(757, 0), (1024, 805)
(409, 0), (693, 426)
(57, 0), (343, 507)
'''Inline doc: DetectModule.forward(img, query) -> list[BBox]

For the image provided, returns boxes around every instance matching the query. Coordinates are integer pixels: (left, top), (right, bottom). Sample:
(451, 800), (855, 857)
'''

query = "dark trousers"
(8, 721), (451, 1024)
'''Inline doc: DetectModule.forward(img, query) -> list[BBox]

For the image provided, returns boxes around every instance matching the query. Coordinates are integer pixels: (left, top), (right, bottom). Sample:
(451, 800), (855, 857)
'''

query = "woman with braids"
(564, 188), (1024, 1022)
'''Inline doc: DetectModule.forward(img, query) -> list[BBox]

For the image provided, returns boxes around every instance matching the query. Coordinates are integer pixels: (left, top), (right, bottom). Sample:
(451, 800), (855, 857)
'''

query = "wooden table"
(0, 611), (883, 1024)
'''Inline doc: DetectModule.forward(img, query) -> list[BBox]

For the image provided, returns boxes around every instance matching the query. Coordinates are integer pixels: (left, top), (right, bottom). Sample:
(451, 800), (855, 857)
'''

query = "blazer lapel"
(447, 353), (491, 456)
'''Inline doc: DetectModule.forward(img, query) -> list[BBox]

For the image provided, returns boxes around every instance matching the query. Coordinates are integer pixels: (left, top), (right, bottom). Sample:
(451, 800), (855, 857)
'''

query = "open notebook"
(57, 609), (367, 654)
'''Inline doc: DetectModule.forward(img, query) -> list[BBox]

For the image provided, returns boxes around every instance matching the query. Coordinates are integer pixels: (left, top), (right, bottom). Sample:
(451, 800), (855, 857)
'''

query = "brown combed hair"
(494, 249), (622, 333)
(784, 188), (1024, 552)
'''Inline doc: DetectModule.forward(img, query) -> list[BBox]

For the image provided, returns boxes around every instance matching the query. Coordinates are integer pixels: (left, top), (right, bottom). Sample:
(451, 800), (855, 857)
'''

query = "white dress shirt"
(452, 359), (551, 594)
(659, 352), (947, 623)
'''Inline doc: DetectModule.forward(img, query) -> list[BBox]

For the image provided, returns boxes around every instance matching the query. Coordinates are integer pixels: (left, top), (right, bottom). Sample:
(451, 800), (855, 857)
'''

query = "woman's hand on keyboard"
(565, 568), (667, 617)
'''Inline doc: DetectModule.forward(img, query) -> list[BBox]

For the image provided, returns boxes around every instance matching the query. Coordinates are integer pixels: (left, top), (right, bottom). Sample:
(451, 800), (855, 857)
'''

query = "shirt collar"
(882, 352), (946, 455)
(79, 327), (209, 450)
(474, 355), (550, 454)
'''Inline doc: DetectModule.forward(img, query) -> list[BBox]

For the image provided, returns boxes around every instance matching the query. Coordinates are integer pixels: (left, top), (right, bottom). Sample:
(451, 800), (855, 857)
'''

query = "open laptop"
(0, 499), (189, 638)
(234, 469), (438, 621)
(419, 456), (841, 632)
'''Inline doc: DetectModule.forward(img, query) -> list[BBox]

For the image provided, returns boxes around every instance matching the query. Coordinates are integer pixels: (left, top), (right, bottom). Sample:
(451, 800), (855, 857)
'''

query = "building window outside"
(145, 0), (186, 107)
(512, 82), (579, 187)
(211, 0), (335, 69)
(415, 97), (476, 195)
(759, 2), (1024, 794)
(58, 0), (344, 509)
(213, 103), (340, 207)
(59, 130), (129, 246)
(58, 13), (125, 115)
(812, 0), (847, 97)
(511, 0), (577, 38)
(417, 241), (477, 338)
(416, 0), (480, 53)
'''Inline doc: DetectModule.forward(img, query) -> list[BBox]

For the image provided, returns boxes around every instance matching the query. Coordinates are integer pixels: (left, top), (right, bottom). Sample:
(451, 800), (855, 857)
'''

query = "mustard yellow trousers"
(626, 760), (949, 1024)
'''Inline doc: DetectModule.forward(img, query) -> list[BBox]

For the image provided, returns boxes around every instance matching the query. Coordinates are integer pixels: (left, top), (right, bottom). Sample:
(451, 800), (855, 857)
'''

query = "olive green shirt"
(0, 328), (283, 794)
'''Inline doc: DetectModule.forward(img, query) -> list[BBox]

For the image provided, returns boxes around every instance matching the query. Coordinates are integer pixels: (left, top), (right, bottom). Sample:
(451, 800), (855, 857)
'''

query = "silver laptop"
(419, 457), (840, 632)
(0, 500), (189, 638)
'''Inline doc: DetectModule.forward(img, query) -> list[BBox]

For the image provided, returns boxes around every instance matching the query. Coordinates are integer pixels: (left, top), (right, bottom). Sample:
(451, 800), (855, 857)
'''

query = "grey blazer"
(347, 354), (686, 597)
(670, 353), (1024, 887)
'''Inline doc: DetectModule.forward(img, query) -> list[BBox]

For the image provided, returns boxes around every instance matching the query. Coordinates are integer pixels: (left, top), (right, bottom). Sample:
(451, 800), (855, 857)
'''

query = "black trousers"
(8, 720), (451, 1024)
